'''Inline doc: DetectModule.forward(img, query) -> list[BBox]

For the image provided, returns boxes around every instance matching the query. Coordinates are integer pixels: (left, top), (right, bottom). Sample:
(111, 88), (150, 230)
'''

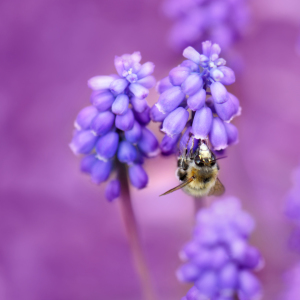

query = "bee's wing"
(208, 178), (225, 196)
(160, 176), (194, 196)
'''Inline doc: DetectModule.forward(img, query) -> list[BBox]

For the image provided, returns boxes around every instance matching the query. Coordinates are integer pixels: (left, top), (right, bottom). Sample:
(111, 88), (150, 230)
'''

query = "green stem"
(117, 162), (157, 300)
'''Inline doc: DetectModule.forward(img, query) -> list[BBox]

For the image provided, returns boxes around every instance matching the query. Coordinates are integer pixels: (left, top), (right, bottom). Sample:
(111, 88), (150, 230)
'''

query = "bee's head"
(194, 143), (216, 167)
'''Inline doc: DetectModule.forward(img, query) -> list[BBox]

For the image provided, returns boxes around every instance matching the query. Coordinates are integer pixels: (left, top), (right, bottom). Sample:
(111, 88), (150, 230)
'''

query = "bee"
(160, 138), (225, 197)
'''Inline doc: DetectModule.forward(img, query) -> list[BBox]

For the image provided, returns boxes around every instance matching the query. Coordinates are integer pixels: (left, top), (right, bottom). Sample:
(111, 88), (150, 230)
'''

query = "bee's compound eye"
(194, 156), (204, 166)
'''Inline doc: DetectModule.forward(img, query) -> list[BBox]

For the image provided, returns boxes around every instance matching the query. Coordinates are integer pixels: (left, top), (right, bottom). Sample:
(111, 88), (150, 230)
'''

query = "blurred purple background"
(1, 0), (300, 299)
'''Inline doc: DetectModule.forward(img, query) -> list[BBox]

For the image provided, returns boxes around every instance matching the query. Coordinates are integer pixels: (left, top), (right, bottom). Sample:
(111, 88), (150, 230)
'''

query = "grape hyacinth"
(70, 52), (159, 201)
(177, 197), (263, 300)
(151, 41), (240, 155)
(161, 0), (250, 53)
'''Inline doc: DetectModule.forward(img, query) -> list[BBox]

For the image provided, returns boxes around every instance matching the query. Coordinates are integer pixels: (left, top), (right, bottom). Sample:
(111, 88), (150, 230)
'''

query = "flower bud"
(117, 140), (137, 163)
(128, 164), (148, 189)
(110, 78), (128, 94)
(192, 106), (212, 139)
(115, 109), (135, 131)
(91, 111), (115, 136)
(91, 91), (115, 111)
(96, 132), (119, 159)
(137, 75), (156, 89)
(137, 62), (155, 78)
(149, 105), (168, 122)
(214, 95), (239, 121)
(114, 56), (125, 76)
(218, 263), (238, 289)
(169, 66), (190, 86)
(179, 126), (198, 154)
(183, 46), (201, 65)
(195, 271), (217, 298)
(187, 89), (206, 111)
(180, 60), (198, 72)
(224, 122), (238, 145)
(125, 121), (142, 143)
(160, 133), (181, 155)
(156, 76), (173, 94)
(75, 106), (98, 130)
(177, 263), (201, 282)
(238, 271), (261, 299)
(112, 94), (129, 115)
(91, 159), (112, 184)
(210, 81), (228, 104)
(156, 86), (185, 114)
(69, 130), (97, 155)
(80, 154), (98, 173)
(218, 66), (235, 85)
(105, 180), (121, 202)
(133, 106), (151, 125)
(131, 97), (147, 113)
(162, 107), (189, 137)
(181, 73), (203, 96)
(137, 128), (159, 157)
(129, 83), (149, 99)
(88, 76), (115, 90)
(209, 117), (227, 150)
(202, 41), (212, 56)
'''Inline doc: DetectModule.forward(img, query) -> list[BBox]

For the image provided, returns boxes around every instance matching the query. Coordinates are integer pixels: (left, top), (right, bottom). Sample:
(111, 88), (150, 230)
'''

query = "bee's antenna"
(215, 156), (227, 161)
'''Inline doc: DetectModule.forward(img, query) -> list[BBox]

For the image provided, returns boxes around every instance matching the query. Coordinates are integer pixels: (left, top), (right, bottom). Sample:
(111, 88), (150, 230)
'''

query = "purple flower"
(70, 52), (159, 201)
(161, 0), (251, 54)
(151, 41), (241, 154)
(178, 197), (263, 300)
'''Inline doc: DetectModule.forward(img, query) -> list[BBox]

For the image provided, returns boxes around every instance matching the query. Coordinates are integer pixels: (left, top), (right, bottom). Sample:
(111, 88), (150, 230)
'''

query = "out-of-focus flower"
(178, 197), (263, 300)
(151, 41), (240, 155)
(161, 0), (251, 53)
(70, 52), (159, 201)
(280, 263), (300, 300)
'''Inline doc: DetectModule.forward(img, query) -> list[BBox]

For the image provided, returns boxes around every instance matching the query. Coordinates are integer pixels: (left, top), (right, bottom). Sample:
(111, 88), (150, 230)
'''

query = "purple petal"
(115, 109), (135, 131)
(224, 122), (239, 145)
(181, 73), (203, 96)
(162, 107), (189, 137)
(195, 271), (217, 298)
(211, 247), (229, 269)
(169, 66), (190, 86)
(128, 164), (148, 189)
(112, 94), (129, 115)
(240, 247), (262, 269)
(210, 81), (229, 104)
(80, 154), (98, 173)
(137, 128), (159, 157)
(176, 263), (201, 282)
(131, 97), (148, 113)
(114, 56), (124, 76)
(117, 140), (137, 163)
(91, 91), (115, 111)
(133, 106), (151, 125)
(88, 76), (115, 90)
(238, 271), (261, 299)
(218, 263), (238, 289)
(137, 62), (155, 78)
(156, 86), (185, 114)
(105, 180), (121, 202)
(160, 133), (181, 155)
(91, 159), (112, 184)
(228, 93), (241, 117)
(210, 43), (221, 58)
(218, 66), (236, 85)
(183, 46), (201, 65)
(69, 130), (97, 155)
(150, 105), (168, 122)
(180, 60), (199, 72)
(131, 51), (141, 63)
(210, 68), (224, 81)
(129, 83), (149, 99)
(202, 41), (212, 57)
(193, 249), (213, 268)
(192, 106), (213, 139)
(156, 76), (173, 94)
(74, 106), (98, 130)
(125, 120), (142, 143)
(209, 117), (227, 150)
(110, 78), (128, 94)
(95, 132), (119, 160)
(187, 89), (206, 111)
(91, 111), (115, 136)
(137, 75), (156, 88)
(185, 287), (203, 300)
(214, 95), (239, 121)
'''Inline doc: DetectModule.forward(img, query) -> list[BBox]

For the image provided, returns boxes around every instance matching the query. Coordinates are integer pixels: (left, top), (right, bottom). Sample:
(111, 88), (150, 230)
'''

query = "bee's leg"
(189, 137), (195, 159)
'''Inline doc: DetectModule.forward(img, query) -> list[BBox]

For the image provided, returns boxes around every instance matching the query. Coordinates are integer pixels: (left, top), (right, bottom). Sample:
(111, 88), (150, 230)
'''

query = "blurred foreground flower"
(178, 197), (263, 300)
(70, 52), (159, 201)
(152, 41), (240, 155)
(161, 0), (251, 53)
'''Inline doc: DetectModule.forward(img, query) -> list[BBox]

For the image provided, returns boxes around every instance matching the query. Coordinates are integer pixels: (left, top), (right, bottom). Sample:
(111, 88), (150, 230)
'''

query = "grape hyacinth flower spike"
(151, 41), (240, 156)
(178, 197), (264, 300)
(70, 52), (158, 300)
